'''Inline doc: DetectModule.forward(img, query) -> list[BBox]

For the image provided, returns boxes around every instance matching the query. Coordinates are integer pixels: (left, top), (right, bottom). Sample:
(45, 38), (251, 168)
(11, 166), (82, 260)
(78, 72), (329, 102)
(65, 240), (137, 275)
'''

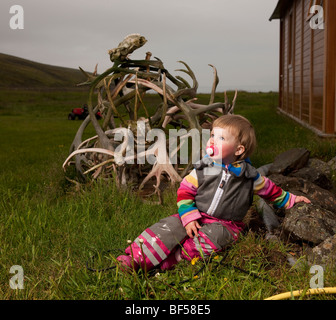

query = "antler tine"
(224, 91), (229, 113)
(93, 63), (98, 76)
(158, 72), (169, 128)
(175, 75), (191, 88)
(174, 61), (198, 99)
(77, 64), (99, 86)
(189, 102), (228, 116)
(232, 89), (238, 111)
(208, 64), (219, 104)
(176, 61), (198, 88)
(227, 89), (238, 114)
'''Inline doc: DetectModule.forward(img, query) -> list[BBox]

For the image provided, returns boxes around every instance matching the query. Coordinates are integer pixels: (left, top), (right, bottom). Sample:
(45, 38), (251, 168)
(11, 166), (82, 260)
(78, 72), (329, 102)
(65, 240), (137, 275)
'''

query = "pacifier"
(206, 145), (218, 156)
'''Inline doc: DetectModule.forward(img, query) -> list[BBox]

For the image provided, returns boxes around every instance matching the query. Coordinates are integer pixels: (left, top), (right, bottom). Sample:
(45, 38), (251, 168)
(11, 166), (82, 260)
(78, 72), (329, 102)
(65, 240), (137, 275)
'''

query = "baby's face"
(207, 127), (243, 164)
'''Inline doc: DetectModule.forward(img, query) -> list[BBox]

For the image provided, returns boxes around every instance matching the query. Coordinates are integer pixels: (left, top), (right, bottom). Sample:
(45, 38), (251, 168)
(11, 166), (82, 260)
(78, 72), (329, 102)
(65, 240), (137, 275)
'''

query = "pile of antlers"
(62, 34), (237, 202)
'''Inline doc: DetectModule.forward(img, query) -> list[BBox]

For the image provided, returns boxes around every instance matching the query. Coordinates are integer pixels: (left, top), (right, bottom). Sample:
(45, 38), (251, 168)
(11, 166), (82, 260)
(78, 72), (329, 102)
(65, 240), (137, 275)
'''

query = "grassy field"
(0, 88), (335, 301)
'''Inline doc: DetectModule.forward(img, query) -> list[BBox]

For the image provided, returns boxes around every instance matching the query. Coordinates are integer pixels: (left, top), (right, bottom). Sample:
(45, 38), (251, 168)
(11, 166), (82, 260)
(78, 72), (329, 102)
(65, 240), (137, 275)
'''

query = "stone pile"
(256, 148), (336, 266)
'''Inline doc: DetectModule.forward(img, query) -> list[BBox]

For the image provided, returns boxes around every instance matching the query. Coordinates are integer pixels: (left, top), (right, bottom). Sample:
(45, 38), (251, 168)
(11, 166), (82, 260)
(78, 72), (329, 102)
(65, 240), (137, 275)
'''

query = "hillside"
(0, 53), (90, 89)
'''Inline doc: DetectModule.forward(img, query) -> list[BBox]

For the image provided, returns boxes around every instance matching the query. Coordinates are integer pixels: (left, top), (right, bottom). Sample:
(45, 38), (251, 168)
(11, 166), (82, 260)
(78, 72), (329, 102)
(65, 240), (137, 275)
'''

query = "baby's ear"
(235, 145), (245, 156)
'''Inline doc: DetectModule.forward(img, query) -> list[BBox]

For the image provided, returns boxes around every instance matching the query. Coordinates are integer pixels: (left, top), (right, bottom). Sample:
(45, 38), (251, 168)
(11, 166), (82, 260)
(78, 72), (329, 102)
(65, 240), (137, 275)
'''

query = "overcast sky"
(1, 0), (280, 92)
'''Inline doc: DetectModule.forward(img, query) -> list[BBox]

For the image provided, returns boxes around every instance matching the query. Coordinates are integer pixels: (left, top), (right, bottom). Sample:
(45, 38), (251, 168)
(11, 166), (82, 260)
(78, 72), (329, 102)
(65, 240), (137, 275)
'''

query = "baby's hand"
(185, 220), (201, 238)
(295, 195), (311, 204)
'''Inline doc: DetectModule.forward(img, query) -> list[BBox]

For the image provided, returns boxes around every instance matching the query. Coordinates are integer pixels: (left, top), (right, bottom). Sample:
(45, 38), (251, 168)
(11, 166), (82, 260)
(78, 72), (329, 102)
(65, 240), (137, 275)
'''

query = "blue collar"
(204, 155), (252, 176)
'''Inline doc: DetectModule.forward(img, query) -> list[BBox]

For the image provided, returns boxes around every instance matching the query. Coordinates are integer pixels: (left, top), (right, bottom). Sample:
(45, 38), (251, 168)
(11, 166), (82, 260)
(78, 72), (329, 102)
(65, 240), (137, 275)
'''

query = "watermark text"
(9, 265), (24, 290)
(9, 5), (24, 30)
(310, 265), (324, 289)
(309, 5), (324, 30)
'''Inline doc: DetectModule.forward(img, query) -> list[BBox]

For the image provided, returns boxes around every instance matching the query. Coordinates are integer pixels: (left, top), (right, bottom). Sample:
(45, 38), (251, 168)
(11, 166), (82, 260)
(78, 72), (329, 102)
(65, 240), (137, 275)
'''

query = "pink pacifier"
(206, 145), (218, 156)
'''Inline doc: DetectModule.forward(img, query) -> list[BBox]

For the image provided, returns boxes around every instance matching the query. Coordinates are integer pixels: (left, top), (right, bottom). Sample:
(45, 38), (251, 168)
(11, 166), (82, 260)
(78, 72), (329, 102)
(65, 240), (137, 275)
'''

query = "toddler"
(117, 114), (310, 272)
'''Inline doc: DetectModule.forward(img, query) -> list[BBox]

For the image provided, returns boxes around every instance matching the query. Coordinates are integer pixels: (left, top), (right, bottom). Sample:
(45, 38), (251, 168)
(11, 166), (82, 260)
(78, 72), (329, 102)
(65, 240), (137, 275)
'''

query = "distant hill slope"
(0, 53), (90, 88)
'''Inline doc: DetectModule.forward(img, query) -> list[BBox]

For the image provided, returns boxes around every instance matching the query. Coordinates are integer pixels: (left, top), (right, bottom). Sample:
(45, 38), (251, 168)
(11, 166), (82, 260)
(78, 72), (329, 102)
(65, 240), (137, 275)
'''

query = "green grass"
(0, 89), (335, 300)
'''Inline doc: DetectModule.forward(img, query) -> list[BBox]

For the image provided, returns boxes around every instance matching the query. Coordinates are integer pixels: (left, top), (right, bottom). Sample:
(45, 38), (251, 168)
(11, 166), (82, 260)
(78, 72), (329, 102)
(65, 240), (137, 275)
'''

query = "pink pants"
(125, 213), (244, 270)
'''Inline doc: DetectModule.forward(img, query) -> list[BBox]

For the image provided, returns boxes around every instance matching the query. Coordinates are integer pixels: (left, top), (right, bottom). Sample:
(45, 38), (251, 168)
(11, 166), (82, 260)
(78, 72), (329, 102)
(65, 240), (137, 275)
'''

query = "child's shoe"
(160, 248), (181, 270)
(116, 255), (139, 273)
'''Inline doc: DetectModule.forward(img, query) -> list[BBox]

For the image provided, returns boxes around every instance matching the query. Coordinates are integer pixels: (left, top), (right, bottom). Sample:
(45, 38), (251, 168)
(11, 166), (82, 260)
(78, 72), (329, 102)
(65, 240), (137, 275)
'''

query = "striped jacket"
(177, 157), (296, 227)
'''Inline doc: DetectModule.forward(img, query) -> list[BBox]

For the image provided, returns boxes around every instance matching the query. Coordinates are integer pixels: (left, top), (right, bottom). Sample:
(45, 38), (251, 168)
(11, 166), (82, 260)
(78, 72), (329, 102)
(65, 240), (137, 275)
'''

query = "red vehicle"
(68, 104), (102, 120)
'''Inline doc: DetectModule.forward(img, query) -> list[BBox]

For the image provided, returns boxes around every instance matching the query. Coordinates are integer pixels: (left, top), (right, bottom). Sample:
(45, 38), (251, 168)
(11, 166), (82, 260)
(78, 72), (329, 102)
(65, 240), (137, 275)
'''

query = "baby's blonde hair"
(212, 114), (257, 160)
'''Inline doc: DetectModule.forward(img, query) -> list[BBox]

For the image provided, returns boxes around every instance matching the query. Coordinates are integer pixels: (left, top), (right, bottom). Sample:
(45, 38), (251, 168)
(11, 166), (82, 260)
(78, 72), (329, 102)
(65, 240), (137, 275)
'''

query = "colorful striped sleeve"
(177, 169), (202, 227)
(253, 173), (296, 209)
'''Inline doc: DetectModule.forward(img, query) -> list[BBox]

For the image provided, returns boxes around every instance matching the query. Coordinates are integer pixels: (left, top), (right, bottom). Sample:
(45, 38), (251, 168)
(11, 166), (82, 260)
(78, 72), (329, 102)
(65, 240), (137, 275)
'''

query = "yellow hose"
(264, 287), (336, 300)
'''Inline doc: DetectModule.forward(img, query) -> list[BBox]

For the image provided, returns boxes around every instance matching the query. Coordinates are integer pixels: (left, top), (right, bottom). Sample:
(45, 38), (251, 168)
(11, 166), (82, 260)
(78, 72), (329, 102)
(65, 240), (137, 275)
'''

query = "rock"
(256, 149), (336, 266)
(328, 156), (336, 171)
(290, 166), (333, 190)
(327, 157), (336, 183)
(282, 203), (336, 245)
(257, 163), (273, 176)
(269, 148), (310, 175)
(268, 174), (303, 190)
(268, 174), (336, 213)
(305, 234), (336, 266)
(309, 158), (333, 178)
(256, 198), (280, 232)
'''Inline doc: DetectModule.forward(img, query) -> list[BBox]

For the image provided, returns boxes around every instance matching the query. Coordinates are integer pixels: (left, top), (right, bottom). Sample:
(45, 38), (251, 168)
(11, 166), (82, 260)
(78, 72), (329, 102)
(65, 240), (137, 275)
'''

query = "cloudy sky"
(1, 0), (280, 92)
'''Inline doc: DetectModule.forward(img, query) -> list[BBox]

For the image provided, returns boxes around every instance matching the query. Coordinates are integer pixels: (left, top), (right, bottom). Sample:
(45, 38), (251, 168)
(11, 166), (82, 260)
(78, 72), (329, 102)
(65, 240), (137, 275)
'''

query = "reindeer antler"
(65, 34), (237, 201)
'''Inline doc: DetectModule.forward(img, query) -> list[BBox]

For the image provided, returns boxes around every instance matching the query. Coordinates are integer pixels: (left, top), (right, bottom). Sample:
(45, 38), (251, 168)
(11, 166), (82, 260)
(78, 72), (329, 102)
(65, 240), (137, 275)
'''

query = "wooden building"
(270, 0), (336, 136)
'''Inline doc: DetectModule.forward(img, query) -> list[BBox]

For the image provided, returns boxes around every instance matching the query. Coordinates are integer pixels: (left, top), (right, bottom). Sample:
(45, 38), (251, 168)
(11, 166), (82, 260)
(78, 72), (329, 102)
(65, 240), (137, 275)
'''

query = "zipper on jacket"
(207, 168), (230, 215)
